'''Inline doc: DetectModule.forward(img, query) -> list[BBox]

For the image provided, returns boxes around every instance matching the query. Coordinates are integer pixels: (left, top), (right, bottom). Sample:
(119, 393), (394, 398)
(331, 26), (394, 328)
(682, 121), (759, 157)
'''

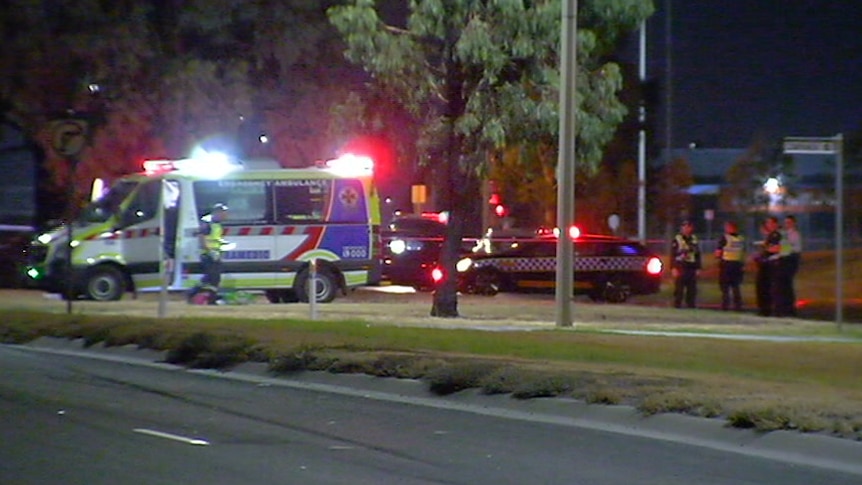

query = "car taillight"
(431, 266), (444, 283)
(646, 256), (663, 275)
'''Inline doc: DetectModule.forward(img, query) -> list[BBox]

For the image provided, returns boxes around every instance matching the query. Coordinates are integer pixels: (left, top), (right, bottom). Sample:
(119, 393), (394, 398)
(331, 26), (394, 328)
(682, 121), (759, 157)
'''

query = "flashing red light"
(494, 204), (507, 217)
(421, 211), (449, 224)
(431, 266), (444, 283)
(340, 135), (394, 178)
(143, 160), (175, 174)
(568, 225), (581, 239)
(646, 256), (663, 275)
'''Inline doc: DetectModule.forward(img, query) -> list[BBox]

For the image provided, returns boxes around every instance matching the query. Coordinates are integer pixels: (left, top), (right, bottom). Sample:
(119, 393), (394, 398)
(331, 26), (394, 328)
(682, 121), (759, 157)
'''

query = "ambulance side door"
(116, 180), (161, 287)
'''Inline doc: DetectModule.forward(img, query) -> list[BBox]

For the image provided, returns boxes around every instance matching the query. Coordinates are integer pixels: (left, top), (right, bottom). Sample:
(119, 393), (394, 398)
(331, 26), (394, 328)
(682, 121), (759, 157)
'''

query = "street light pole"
(638, 21), (647, 244)
(555, 0), (578, 327)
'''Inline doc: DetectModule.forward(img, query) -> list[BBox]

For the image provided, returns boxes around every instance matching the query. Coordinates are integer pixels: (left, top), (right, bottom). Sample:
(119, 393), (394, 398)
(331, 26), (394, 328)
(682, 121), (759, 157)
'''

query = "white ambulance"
(24, 154), (381, 303)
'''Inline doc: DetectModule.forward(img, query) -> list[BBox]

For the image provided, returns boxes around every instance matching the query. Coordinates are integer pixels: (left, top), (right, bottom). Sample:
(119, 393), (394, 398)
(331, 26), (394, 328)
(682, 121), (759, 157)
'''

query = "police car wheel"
(603, 278), (631, 304)
(295, 269), (338, 303)
(472, 270), (501, 296)
(84, 266), (125, 301)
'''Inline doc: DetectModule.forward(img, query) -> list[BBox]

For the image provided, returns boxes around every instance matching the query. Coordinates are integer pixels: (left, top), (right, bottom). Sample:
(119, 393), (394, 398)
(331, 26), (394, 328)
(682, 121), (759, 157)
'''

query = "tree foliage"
(653, 155), (693, 235)
(0, 0), (348, 210)
(328, 0), (652, 317)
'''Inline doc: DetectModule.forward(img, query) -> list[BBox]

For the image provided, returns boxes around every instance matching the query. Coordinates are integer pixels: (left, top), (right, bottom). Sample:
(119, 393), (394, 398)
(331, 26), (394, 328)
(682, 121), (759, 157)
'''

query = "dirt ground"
(2, 287), (850, 336)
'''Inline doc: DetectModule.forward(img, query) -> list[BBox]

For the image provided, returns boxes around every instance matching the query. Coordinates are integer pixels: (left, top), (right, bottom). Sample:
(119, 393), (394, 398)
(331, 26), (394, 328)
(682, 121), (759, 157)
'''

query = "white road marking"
(133, 428), (210, 446)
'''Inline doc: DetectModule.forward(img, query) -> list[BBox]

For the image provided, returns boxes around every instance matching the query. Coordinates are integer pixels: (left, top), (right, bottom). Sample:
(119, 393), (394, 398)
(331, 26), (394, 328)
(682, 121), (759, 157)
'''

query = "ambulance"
(24, 153), (381, 303)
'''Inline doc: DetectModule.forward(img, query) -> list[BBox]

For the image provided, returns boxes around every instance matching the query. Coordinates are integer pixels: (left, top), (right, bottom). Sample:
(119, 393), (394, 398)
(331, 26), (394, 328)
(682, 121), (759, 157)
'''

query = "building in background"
(659, 147), (861, 250)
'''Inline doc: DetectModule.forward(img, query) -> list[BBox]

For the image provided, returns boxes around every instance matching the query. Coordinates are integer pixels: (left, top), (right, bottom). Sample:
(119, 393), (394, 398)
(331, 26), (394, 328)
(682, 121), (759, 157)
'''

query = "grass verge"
(2, 309), (861, 441)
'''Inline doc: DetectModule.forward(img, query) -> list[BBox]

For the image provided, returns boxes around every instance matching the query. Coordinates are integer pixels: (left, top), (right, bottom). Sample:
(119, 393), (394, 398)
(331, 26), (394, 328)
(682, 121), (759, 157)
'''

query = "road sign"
(50, 119), (89, 158)
(782, 137), (837, 155)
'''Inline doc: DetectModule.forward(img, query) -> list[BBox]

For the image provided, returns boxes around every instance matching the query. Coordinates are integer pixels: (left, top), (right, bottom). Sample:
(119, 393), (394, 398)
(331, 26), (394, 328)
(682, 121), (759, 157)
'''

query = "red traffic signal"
(494, 204), (507, 217)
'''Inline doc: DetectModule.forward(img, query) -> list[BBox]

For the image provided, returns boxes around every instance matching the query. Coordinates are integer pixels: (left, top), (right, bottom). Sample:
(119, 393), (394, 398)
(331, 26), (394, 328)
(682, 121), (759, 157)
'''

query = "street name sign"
(783, 137), (838, 155)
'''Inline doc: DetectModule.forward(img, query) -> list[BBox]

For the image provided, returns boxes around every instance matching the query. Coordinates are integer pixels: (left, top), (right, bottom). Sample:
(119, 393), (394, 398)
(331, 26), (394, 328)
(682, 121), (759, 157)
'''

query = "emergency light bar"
(143, 156), (243, 176)
(540, 225), (581, 239)
(317, 153), (374, 176)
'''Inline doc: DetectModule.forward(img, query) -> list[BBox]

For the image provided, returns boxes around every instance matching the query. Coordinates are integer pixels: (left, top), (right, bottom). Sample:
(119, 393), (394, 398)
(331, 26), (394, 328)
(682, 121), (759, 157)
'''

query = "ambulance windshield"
(79, 180), (139, 224)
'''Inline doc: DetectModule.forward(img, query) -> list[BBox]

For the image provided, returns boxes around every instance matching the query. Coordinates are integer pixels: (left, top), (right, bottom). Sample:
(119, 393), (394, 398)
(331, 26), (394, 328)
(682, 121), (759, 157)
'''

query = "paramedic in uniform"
(187, 203), (229, 303)
(670, 220), (702, 308)
(714, 220), (745, 311)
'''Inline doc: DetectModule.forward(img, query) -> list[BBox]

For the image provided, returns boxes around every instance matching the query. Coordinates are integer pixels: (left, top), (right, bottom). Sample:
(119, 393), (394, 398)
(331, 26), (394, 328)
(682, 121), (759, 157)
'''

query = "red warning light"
(431, 266), (444, 283)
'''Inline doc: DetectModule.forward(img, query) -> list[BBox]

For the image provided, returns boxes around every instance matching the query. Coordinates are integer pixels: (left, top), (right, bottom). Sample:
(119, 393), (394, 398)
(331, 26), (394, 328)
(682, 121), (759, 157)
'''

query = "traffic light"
(494, 204), (507, 217)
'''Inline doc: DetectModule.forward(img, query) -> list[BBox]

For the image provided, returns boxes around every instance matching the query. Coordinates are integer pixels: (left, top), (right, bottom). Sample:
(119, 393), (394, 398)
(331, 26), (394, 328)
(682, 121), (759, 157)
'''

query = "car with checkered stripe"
(448, 233), (663, 302)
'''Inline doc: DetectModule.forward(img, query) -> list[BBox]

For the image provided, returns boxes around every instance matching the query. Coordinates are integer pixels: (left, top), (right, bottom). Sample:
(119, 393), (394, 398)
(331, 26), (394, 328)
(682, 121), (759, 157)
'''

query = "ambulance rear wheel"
(84, 266), (125, 301)
(295, 268), (338, 303)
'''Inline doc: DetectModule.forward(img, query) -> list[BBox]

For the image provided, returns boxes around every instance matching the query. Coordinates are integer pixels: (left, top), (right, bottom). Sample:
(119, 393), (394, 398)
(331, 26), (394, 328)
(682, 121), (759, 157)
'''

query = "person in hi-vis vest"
(670, 220), (702, 308)
(187, 203), (229, 304)
(714, 220), (745, 311)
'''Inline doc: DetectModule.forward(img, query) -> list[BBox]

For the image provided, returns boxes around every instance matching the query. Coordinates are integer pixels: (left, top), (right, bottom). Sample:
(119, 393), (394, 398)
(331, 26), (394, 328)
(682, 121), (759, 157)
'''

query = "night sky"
(644, 0), (861, 149)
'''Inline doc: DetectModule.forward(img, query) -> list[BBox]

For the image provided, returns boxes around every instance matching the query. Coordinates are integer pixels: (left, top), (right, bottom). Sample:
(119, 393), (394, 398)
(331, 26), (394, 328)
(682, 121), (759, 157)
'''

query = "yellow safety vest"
(778, 230), (793, 257)
(721, 234), (745, 262)
(201, 222), (225, 254)
(674, 234), (698, 263)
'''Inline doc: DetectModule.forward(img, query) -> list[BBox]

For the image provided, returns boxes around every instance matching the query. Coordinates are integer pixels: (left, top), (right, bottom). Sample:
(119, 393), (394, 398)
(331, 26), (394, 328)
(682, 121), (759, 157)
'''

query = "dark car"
(451, 234), (663, 302)
(381, 216), (448, 289)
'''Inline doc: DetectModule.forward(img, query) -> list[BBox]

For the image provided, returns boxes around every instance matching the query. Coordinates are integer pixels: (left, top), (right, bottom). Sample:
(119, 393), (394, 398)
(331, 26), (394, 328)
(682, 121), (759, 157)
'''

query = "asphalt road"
(1, 343), (859, 485)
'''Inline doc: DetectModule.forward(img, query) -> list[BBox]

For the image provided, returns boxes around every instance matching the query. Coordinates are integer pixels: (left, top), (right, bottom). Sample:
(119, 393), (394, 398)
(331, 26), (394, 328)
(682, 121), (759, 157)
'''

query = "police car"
(449, 233), (663, 302)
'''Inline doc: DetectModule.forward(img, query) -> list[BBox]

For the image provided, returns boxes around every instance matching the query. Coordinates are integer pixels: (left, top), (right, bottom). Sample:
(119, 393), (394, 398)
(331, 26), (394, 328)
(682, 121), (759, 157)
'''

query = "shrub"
(165, 332), (254, 369)
(426, 361), (500, 396)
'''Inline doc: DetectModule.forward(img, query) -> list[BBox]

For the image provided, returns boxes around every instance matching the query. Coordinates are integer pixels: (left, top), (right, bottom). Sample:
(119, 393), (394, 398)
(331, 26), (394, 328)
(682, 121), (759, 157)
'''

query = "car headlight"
(456, 257), (473, 272)
(388, 239), (424, 255)
(36, 233), (53, 245)
(389, 239), (407, 255)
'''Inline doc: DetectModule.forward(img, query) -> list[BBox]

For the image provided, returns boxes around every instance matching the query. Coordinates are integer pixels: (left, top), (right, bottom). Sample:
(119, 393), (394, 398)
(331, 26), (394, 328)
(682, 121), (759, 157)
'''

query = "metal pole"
(835, 134), (844, 330)
(158, 180), (168, 318)
(555, 0), (578, 327)
(65, 158), (76, 314)
(664, 0), (673, 158)
(309, 259), (318, 321)
(637, 21), (647, 244)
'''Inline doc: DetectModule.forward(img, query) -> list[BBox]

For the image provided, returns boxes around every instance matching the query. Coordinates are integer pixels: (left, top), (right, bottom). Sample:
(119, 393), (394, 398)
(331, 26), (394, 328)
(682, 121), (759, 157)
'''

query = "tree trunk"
(430, 156), (466, 318)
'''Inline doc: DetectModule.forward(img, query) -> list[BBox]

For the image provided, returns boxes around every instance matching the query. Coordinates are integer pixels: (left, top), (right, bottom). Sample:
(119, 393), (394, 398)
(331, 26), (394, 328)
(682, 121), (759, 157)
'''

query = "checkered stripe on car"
(475, 257), (555, 273)
(476, 256), (648, 273)
(576, 256), (648, 272)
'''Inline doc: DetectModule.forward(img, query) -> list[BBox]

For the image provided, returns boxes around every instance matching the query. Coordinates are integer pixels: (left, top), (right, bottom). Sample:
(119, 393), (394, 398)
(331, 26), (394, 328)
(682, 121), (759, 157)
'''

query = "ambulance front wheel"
(84, 266), (126, 301)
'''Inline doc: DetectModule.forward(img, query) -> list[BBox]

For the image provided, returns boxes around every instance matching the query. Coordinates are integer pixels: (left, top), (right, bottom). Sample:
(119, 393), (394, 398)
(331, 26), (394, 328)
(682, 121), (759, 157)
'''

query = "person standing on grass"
(759, 216), (784, 316)
(671, 220), (702, 309)
(715, 220), (745, 311)
(187, 203), (230, 304)
(754, 220), (771, 316)
(780, 215), (802, 316)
